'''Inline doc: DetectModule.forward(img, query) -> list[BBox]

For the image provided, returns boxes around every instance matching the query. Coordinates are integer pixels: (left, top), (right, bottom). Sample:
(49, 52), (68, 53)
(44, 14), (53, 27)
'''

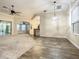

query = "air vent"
(56, 5), (62, 9)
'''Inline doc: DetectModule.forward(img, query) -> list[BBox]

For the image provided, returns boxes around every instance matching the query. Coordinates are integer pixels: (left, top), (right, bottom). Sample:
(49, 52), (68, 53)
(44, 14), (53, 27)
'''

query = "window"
(71, 5), (79, 35)
(21, 24), (27, 31)
(17, 24), (26, 31)
(72, 22), (79, 35)
(17, 22), (30, 34)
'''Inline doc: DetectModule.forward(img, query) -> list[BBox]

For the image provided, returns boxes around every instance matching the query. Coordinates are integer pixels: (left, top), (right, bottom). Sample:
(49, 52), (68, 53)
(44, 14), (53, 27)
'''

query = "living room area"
(0, 0), (79, 59)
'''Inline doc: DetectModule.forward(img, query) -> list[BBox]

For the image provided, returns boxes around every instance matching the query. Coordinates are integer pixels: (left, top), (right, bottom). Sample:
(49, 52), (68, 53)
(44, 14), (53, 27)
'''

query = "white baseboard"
(40, 35), (68, 39)
(40, 35), (79, 49)
(68, 39), (79, 49)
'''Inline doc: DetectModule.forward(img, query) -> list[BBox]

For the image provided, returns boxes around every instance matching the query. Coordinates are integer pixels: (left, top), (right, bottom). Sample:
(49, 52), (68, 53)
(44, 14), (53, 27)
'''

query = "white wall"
(13, 16), (30, 35)
(40, 13), (69, 38)
(71, 6), (79, 23)
(0, 12), (40, 35)
(0, 12), (14, 35)
(0, 12), (31, 35)
(30, 16), (40, 35)
(68, 0), (79, 49)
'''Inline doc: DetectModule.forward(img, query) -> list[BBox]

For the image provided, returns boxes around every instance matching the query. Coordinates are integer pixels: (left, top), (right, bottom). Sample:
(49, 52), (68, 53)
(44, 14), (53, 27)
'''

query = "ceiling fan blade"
(3, 6), (8, 8)
(3, 6), (9, 9)
(31, 14), (38, 19)
(15, 13), (21, 16)
(3, 6), (10, 10)
(10, 12), (21, 16)
(15, 12), (21, 13)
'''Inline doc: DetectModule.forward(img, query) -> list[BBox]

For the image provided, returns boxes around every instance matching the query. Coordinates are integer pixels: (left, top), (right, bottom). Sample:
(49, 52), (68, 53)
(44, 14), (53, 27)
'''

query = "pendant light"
(52, 1), (58, 20)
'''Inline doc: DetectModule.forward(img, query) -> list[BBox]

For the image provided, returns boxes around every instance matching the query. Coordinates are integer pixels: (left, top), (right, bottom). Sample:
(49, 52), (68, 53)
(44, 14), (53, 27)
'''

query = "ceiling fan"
(31, 1), (58, 18)
(3, 5), (21, 15)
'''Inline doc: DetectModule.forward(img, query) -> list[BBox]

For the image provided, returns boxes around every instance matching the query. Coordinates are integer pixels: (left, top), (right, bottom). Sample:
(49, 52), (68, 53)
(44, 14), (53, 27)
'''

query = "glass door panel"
(0, 22), (3, 35)
(5, 22), (11, 34)
(0, 21), (12, 36)
(21, 24), (26, 31)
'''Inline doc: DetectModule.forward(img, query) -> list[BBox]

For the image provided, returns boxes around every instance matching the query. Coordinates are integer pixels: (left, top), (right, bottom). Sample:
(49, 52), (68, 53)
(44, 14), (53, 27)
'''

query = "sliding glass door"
(0, 20), (12, 36)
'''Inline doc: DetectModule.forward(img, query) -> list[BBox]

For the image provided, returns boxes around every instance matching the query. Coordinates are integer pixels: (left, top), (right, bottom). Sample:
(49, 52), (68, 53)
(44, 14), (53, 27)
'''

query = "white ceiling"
(0, 0), (77, 18)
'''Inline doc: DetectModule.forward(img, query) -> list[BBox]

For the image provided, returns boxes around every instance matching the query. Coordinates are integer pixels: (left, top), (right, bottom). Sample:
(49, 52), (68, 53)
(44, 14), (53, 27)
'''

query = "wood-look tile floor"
(18, 37), (79, 59)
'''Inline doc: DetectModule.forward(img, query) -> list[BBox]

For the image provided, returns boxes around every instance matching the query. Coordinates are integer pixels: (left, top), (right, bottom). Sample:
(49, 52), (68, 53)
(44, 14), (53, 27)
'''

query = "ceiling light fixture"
(52, 1), (58, 20)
